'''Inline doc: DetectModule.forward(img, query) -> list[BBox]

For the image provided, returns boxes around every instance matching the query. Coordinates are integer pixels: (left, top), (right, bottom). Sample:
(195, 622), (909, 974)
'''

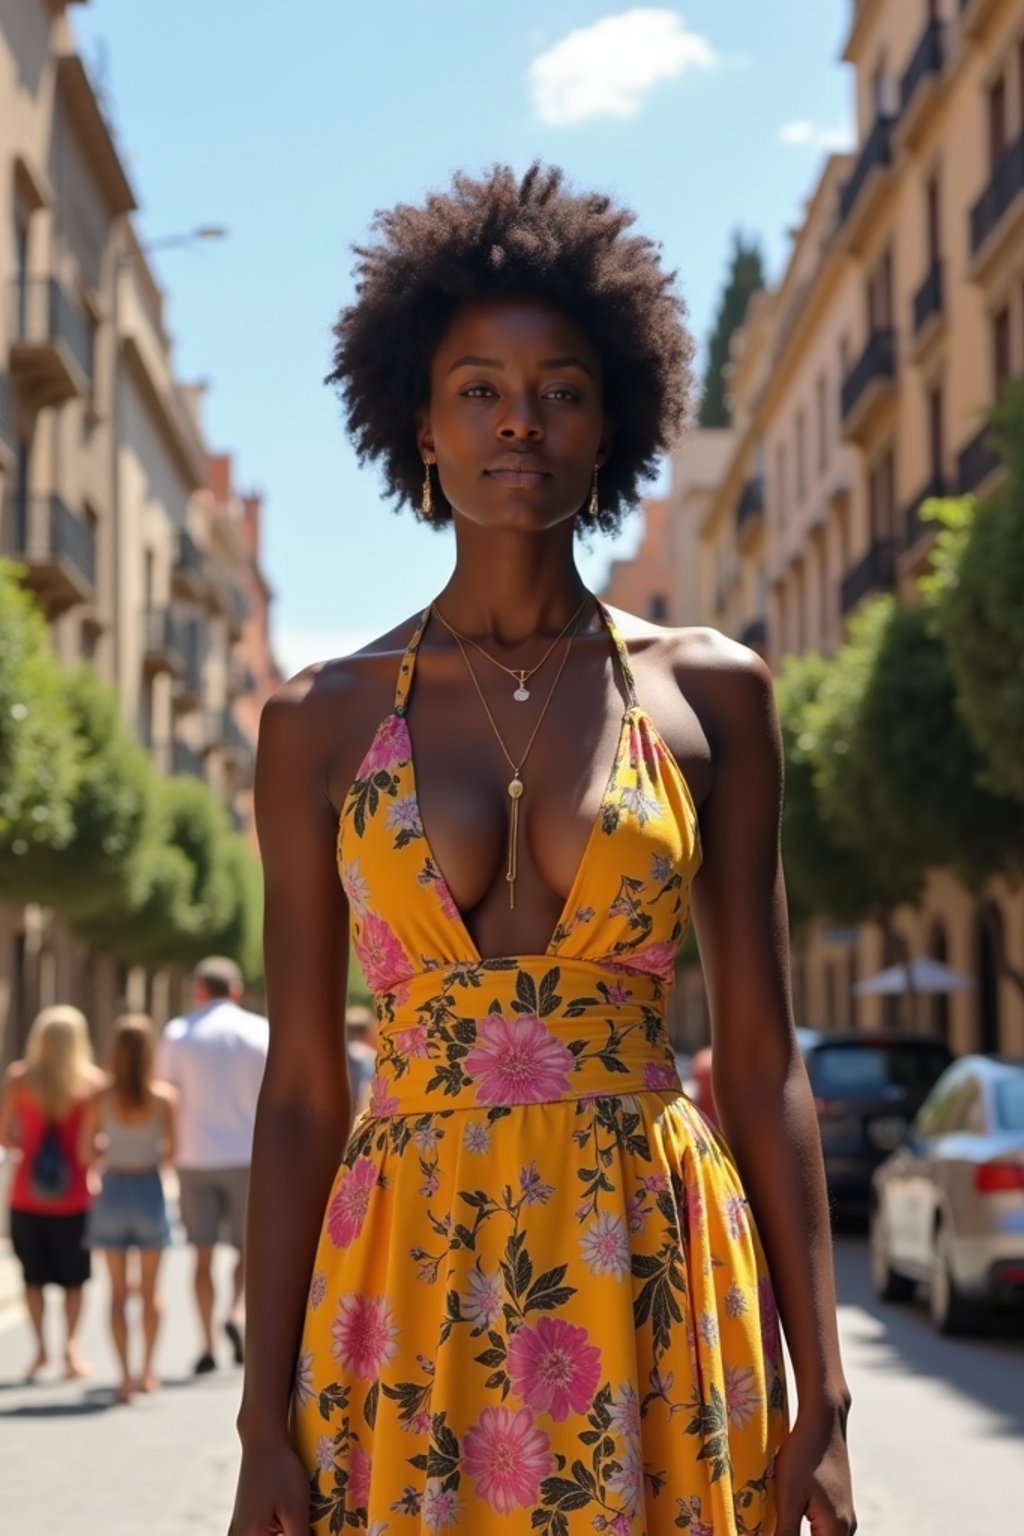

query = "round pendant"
(513, 686), (530, 702)
(508, 777), (524, 799)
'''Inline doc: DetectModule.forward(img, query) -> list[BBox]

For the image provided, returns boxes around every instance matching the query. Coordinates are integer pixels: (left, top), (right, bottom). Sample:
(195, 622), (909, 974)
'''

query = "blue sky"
(74, 2), (852, 676)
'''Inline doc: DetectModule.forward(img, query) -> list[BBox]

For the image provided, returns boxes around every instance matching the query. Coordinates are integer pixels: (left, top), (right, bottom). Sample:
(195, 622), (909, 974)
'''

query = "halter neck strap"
(596, 601), (639, 709)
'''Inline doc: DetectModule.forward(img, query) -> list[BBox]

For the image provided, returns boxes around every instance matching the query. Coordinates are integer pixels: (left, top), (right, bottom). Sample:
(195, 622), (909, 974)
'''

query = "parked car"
(796, 1028), (953, 1213)
(869, 1055), (1024, 1334)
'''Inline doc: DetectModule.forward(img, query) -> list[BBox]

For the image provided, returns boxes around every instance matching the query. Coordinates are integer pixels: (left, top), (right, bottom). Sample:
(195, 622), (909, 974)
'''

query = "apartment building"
(0, 1), (277, 1062)
(665, 0), (1024, 1055)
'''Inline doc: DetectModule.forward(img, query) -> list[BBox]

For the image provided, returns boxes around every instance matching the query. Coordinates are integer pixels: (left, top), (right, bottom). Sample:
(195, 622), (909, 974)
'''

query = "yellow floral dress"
(292, 605), (788, 1535)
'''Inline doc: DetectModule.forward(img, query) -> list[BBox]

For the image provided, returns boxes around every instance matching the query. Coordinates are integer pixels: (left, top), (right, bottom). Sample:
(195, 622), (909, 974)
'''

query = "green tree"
(926, 380), (1024, 803)
(0, 560), (79, 864)
(697, 232), (766, 428)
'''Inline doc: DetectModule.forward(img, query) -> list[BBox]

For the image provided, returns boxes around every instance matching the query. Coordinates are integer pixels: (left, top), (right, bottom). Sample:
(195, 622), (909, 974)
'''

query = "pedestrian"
(344, 1005), (377, 1116)
(158, 956), (268, 1376)
(0, 1005), (105, 1382)
(78, 1013), (177, 1402)
(230, 164), (856, 1536)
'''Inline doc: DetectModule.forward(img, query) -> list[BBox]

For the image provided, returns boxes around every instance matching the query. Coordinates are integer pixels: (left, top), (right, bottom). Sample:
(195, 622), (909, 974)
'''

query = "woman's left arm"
(690, 646), (856, 1536)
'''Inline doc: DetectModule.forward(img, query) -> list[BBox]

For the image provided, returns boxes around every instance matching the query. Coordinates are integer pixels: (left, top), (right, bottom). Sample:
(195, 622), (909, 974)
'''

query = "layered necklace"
(433, 596), (592, 910)
(433, 593), (589, 702)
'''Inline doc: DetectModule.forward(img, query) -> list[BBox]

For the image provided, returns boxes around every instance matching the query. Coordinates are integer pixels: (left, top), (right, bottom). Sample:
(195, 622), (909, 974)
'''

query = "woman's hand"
(774, 1402), (856, 1536)
(228, 1437), (310, 1536)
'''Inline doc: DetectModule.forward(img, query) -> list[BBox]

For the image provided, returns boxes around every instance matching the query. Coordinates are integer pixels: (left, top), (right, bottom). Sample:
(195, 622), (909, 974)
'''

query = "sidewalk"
(2, 1239), (244, 1536)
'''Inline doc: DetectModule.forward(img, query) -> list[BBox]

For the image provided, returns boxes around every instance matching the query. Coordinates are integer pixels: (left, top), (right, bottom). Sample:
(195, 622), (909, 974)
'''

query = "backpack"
(29, 1121), (71, 1202)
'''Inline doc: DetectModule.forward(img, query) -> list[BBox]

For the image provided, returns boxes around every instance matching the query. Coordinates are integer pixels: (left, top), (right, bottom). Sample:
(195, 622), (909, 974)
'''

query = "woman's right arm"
(229, 675), (353, 1536)
(76, 1091), (103, 1168)
(0, 1063), (25, 1151)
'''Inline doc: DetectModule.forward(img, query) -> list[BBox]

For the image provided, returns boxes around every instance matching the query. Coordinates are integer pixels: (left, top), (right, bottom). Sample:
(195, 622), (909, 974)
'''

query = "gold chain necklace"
(436, 601), (587, 910)
(433, 593), (589, 702)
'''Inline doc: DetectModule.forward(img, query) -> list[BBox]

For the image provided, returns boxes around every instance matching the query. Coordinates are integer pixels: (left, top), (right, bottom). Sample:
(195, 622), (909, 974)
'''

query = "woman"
(0, 1004), (104, 1381)
(230, 165), (856, 1536)
(79, 1013), (177, 1402)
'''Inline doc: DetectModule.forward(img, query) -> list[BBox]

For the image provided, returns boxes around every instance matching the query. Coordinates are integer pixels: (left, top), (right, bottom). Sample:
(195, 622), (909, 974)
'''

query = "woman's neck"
(436, 521), (591, 643)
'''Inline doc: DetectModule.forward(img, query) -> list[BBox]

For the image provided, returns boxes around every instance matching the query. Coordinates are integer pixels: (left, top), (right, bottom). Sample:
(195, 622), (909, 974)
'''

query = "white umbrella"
(852, 957), (975, 997)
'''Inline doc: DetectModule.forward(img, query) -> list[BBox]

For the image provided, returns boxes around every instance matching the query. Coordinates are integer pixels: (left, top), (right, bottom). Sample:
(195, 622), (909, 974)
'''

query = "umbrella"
(852, 957), (975, 997)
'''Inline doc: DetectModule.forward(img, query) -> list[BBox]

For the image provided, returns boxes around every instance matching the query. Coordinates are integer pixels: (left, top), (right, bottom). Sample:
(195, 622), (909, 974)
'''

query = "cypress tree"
(698, 232), (766, 428)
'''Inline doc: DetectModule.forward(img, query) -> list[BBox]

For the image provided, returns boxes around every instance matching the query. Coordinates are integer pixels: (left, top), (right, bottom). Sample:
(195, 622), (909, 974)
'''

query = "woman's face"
(418, 295), (609, 532)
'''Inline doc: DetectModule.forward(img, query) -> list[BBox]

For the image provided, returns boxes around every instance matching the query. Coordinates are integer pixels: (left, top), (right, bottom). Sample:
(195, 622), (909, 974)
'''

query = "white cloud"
(780, 119), (855, 152)
(529, 9), (719, 127)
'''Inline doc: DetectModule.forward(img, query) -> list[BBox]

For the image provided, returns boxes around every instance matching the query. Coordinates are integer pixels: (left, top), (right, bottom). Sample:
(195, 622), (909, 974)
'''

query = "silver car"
(869, 1055), (1024, 1334)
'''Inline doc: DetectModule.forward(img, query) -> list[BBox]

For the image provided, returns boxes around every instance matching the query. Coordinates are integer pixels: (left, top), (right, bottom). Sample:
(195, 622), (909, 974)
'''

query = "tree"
(697, 232), (766, 428)
(925, 380), (1024, 803)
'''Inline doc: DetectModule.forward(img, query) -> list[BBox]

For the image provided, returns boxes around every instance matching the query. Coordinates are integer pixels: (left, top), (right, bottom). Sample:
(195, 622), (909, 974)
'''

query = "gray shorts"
(177, 1166), (249, 1250)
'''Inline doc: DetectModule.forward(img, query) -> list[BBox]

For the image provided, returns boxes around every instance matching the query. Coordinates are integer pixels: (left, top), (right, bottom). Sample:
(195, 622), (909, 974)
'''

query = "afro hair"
(328, 163), (696, 534)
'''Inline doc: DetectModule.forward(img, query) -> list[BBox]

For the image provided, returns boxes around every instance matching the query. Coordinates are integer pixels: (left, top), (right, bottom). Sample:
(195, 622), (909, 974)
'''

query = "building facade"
(0, 0), (279, 1066)
(666, 0), (1024, 1056)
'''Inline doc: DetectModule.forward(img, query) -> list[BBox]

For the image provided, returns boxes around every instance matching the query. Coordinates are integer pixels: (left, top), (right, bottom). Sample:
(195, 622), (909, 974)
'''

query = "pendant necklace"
(436, 599), (589, 909)
(433, 593), (589, 702)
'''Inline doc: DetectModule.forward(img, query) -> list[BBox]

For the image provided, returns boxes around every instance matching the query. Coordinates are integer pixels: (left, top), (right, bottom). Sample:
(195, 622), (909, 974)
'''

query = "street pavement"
(1, 1232), (1022, 1534)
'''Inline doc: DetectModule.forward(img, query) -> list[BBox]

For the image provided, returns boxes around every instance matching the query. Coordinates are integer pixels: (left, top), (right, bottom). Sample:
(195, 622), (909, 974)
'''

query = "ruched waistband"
(366, 957), (681, 1116)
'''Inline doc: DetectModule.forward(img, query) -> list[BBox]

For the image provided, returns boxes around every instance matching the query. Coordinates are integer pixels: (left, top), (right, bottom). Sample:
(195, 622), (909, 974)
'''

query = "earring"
(588, 465), (599, 519)
(422, 460), (433, 521)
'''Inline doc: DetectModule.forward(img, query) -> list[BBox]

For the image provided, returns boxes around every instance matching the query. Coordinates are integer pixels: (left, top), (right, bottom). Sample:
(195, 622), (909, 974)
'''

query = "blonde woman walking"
(0, 1006), (104, 1381)
(79, 1014), (178, 1403)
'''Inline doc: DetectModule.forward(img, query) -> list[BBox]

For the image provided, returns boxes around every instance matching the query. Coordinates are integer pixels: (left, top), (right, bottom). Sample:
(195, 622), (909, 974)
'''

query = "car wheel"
(869, 1203), (915, 1302)
(929, 1221), (978, 1336)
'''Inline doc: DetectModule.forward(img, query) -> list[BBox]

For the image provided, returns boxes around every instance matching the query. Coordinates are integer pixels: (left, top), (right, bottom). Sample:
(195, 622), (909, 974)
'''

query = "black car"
(796, 1029), (954, 1213)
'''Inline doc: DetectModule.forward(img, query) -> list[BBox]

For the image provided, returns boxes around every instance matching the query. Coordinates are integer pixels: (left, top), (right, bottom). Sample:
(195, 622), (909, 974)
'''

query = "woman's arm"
(690, 644), (855, 1536)
(156, 1084), (179, 1167)
(76, 1091), (104, 1168)
(0, 1063), (25, 1151)
(230, 675), (353, 1536)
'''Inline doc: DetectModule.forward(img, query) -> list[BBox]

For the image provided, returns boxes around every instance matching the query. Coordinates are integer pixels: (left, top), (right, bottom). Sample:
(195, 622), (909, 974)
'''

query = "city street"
(1, 1234), (1021, 1534)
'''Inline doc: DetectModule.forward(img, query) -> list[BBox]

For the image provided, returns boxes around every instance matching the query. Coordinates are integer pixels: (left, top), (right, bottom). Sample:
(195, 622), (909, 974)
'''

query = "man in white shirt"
(158, 955), (268, 1374)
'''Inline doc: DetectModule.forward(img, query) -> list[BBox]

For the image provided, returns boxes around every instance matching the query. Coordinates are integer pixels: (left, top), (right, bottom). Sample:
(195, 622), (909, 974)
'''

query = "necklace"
(433, 594), (589, 702)
(437, 600), (587, 910)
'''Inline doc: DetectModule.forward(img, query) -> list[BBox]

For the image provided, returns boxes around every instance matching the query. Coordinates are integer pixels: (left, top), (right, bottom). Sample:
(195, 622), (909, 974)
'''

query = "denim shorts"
(84, 1170), (172, 1251)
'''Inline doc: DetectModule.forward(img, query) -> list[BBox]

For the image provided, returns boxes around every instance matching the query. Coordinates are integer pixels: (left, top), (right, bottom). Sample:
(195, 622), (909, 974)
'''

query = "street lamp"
(110, 223), (228, 700)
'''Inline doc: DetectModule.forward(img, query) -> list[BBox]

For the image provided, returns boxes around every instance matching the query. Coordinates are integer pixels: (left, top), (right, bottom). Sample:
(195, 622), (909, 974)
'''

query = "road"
(1, 1235), (1021, 1534)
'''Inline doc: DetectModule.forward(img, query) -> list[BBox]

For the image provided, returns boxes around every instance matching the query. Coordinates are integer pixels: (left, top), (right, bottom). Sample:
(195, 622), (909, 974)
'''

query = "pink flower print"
(608, 1383), (641, 1440)
(463, 1121), (490, 1154)
(464, 1013), (574, 1106)
(412, 1120), (440, 1151)
(397, 1024), (430, 1059)
(758, 1276), (782, 1366)
(435, 880), (461, 924)
(620, 939), (676, 980)
(315, 1435), (335, 1472)
(327, 1157), (377, 1249)
(650, 852), (674, 885)
(462, 1266), (504, 1331)
(462, 1405), (553, 1516)
(579, 1211), (630, 1280)
(419, 1169), (440, 1198)
(610, 1514), (634, 1536)
(643, 1173), (669, 1193)
(684, 1178), (705, 1233)
(507, 1316), (601, 1422)
(422, 1481), (462, 1530)
(293, 1349), (314, 1408)
(368, 1074), (400, 1118)
(725, 1282), (748, 1318)
(353, 910), (409, 994)
(607, 982), (632, 1007)
(346, 1441), (372, 1506)
(359, 712), (410, 776)
(643, 1060), (679, 1091)
(724, 1363), (763, 1428)
(386, 793), (423, 839)
(341, 859), (370, 913)
(309, 1271), (327, 1310)
(625, 1197), (647, 1234)
(330, 1292), (398, 1381)
(519, 1160), (555, 1206)
(724, 1192), (748, 1240)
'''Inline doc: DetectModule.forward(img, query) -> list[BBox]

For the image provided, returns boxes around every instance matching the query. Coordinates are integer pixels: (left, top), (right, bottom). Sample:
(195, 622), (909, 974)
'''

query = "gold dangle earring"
(589, 464), (599, 519)
(422, 460), (434, 521)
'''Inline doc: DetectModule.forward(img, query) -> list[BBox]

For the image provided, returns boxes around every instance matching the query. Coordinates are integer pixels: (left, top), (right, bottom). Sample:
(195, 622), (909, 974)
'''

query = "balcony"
(227, 657), (258, 697)
(205, 708), (256, 782)
(840, 539), (896, 616)
(8, 277), (93, 408)
(969, 132), (1024, 277)
(959, 0), (1008, 42)
(172, 740), (204, 779)
(143, 607), (187, 675)
(171, 626), (204, 713)
(0, 374), (14, 463)
(740, 615), (767, 649)
(912, 260), (944, 349)
(172, 528), (206, 597)
(840, 329), (897, 441)
(898, 20), (946, 145)
(900, 473), (950, 553)
(957, 423), (1002, 497)
(838, 117), (896, 250)
(5, 495), (95, 614)
(735, 476), (765, 539)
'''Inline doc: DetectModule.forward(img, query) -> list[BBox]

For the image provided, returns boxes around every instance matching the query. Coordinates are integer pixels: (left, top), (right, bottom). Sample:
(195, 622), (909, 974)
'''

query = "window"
(928, 383), (944, 481)
(993, 304), (1012, 390)
(816, 373), (828, 472)
(649, 594), (667, 623)
(925, 174), (941, 267)
(989, 74), (1007, 170)
(775, 444), (788, 529)
(795, 410), (806, 503)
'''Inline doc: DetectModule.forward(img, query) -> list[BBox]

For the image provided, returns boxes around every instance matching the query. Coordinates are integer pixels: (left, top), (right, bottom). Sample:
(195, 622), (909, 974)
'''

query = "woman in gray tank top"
(79, 1014), (178, 1403)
